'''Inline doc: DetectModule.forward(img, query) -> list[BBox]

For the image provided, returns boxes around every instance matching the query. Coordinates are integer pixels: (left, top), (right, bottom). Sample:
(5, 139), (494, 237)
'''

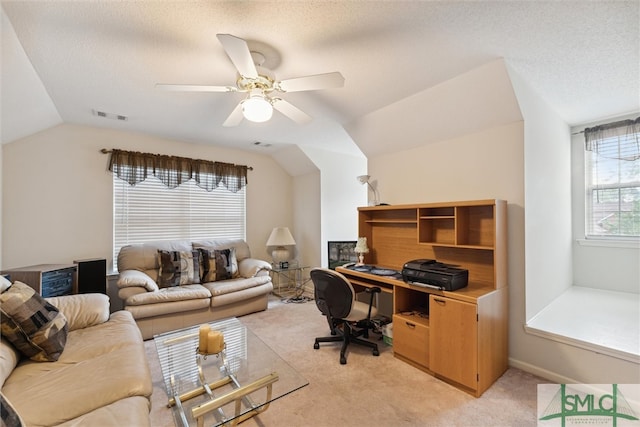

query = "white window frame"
(584, 127), (640, 241)
(113, 175), (246, 271)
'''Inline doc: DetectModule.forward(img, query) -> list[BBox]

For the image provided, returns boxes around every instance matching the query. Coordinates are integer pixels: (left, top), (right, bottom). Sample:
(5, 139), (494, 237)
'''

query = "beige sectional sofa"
(117, 238), (273, 339)
(1, 292), (152, 426)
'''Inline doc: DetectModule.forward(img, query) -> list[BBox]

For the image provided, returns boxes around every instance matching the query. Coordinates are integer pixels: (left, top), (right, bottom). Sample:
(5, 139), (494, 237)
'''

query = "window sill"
(525, 286), (639, 364)
(576, 239), (640, 249)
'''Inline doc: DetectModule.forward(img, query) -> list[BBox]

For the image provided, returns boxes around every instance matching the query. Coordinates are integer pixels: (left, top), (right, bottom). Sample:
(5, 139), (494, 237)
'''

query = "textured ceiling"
(2, 1), (639, 156)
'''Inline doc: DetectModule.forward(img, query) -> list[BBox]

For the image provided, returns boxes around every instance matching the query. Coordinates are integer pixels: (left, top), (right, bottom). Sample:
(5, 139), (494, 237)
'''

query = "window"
(585, 118), (640, 238)
(113, 175), (245, 270)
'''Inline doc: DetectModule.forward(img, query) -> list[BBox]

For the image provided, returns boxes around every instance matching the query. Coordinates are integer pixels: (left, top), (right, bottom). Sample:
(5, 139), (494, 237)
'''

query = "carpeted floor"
(145, 296), (549, 427)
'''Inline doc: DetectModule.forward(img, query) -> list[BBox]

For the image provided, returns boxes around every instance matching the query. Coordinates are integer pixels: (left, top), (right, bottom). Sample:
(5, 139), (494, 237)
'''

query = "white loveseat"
(116, 238), (273, 339)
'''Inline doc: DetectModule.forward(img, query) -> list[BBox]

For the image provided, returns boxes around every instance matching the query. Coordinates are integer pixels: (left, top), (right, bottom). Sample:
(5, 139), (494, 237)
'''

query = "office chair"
(311, 268), (381, 365)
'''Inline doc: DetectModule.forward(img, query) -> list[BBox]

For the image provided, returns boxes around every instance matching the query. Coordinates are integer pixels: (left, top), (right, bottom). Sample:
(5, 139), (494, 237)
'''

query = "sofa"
(0, 283), (152, 427)
(116, 238), (273, 340)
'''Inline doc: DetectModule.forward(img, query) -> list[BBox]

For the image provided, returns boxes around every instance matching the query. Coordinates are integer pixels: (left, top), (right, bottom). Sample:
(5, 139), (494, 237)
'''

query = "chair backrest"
(310, 268), (356, 320)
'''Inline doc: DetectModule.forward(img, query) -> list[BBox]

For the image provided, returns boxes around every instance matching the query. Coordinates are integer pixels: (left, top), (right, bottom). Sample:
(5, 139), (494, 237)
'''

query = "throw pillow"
(0, 392), (24, 427)
(0, 281), (68, 362)
(199, 248), (237, 282)
(157, 250), (201, 288)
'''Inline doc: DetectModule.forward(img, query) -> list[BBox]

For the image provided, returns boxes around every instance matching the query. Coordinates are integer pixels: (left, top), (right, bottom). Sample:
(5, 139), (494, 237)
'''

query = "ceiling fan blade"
(222, 102), (244, 127)
(277, 72), (345, 93)
(155, 84), (236, 92)
(216, 34), (258, 79)
(272, 98), (312, 124)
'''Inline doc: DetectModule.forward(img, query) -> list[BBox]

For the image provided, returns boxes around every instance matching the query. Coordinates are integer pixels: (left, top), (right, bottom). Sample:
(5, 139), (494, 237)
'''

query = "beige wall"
(1, 123), (292, 270)
(293, 171), (321, 269)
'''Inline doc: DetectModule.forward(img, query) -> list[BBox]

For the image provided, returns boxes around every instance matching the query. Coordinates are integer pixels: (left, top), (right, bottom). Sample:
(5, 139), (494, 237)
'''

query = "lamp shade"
(355, 237), (369, 253)
(266, 227), (296, 247)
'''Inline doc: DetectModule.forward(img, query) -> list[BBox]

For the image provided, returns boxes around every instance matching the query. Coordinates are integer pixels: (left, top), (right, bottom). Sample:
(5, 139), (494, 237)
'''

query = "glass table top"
(154, 317), (308, 426)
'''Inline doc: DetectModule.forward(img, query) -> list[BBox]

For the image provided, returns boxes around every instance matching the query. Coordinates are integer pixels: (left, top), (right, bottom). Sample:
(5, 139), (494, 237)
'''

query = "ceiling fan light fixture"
(242, 90), (273, 123)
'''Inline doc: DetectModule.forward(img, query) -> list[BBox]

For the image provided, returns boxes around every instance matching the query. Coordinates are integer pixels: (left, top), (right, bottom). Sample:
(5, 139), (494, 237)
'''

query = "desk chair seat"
(311, 268), (381, 365)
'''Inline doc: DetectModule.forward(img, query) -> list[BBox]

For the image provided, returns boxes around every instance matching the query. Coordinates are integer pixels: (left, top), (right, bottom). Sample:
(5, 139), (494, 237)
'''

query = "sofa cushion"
(0, 281), (68, 362)
(125, 284), (211, 306)
(0, 391), (24, 427)
(54, 396), (150, 427)
(45, 293), (110, 332)
(125, 298), (211, 320)
(202, 275), (272, 297)
(117, 270), (159, 292)
(157, 250), (201, 287)
(199, 248), (238, 282)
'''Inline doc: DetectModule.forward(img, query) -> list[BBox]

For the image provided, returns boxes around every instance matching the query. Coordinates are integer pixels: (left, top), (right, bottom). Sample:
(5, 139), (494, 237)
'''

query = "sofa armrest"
(117, 270), (159, 292)
(44, 293), (110, 331)
(238, 258), (272, 278)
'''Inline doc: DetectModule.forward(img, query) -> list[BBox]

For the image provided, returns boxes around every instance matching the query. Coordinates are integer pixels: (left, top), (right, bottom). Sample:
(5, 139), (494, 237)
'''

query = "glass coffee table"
(154, 317), (308, 426)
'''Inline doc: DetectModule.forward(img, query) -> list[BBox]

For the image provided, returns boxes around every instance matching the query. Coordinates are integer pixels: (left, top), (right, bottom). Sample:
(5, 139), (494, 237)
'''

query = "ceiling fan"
(156, 34), (345, 126)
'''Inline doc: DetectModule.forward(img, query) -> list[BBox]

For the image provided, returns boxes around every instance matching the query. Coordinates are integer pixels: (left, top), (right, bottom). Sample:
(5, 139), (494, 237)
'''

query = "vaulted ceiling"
(2, 1), (638, 157)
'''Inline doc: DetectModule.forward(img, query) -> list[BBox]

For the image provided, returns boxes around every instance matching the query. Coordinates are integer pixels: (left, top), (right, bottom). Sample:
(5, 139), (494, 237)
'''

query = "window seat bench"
(524, 286), (639, 364)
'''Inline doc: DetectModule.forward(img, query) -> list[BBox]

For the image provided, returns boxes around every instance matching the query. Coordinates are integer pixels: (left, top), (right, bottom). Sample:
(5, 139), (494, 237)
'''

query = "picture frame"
(327, 241), (357, 270)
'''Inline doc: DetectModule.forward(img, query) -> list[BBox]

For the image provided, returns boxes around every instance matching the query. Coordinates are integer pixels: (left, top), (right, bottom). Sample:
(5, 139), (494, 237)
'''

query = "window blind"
(113, 175), (246, 270)
(586, 129), (640, 238)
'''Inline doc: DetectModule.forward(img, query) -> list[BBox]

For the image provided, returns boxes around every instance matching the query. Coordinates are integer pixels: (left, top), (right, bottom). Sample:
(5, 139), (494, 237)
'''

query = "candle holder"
(196, 342), (226, 359)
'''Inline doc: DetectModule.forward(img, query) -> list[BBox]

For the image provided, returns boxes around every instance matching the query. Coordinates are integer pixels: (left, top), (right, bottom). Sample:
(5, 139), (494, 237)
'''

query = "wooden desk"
(338, 199), (509, 397)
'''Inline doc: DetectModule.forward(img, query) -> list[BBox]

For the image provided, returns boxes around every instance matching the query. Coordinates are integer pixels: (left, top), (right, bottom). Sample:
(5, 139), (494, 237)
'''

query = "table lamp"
(266, 227), (296, 267)
(355, 237), (369, 265)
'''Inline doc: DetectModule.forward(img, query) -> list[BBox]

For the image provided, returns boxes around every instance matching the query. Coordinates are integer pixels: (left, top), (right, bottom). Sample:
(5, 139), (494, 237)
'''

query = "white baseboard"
(509, 357), (579, 384)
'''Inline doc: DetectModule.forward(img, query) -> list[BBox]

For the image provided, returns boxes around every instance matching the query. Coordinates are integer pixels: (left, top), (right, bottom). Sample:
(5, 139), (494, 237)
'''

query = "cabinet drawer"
(392, 314), (429, 368)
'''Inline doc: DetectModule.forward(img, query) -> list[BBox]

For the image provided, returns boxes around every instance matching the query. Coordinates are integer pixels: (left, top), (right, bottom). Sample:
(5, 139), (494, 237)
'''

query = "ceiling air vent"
(92, 109), (128, 121)
(253, 141), (272, 148)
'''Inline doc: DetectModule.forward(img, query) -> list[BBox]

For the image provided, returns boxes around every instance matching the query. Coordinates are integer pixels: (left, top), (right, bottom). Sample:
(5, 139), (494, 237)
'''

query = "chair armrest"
(364, 287), (381, 318)
(238, 258), (272, 278)
(45, 293), (110, 331)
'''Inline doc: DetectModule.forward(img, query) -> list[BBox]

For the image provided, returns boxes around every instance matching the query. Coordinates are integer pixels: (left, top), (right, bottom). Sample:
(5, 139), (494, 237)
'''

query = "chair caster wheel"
(340, 356), (347, 365)
(314, 342), (319, 350)
(373, 349), (379, 356)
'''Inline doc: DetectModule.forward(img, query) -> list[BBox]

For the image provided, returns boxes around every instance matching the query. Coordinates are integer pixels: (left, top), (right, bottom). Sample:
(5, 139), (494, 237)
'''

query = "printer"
(401, 259), (469, 291)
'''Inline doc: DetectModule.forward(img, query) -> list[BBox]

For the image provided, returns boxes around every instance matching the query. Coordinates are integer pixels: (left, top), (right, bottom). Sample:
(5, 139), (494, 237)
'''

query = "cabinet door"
(429, 296), (478, 390)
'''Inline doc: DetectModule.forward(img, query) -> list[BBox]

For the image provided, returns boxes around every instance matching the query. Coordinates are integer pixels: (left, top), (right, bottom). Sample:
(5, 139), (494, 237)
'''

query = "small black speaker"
(74, 258), (106, 294)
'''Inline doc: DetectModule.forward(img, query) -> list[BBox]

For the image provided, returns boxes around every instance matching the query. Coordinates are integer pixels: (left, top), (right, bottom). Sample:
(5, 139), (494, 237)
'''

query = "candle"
(207, 330), (224, 354)
(198, 324), (210, 353)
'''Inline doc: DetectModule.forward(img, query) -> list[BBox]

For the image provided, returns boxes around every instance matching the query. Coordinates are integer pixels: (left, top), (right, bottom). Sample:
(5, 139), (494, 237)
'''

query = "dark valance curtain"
(584, 117), (640, 161)
(107, 149), (249, 193)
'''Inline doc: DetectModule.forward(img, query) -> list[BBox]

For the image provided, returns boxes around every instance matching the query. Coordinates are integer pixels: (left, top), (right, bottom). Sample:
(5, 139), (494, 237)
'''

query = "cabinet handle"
(433, 298), (446, 305)
(405, 321), (416, 329)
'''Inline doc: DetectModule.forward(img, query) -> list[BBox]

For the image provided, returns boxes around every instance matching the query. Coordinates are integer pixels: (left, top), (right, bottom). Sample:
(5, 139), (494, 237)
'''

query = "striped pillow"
(0, 281), (68, 362)
(157, 250), (202, 288)
(199, 248), (238, 282)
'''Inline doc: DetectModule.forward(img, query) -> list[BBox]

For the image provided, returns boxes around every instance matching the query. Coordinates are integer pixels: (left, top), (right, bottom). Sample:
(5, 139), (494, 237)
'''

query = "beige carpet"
(145, 296), (548, 427)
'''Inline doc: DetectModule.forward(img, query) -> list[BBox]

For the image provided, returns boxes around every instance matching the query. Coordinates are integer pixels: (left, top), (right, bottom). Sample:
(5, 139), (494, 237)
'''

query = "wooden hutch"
(336, 199), (508, 397)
